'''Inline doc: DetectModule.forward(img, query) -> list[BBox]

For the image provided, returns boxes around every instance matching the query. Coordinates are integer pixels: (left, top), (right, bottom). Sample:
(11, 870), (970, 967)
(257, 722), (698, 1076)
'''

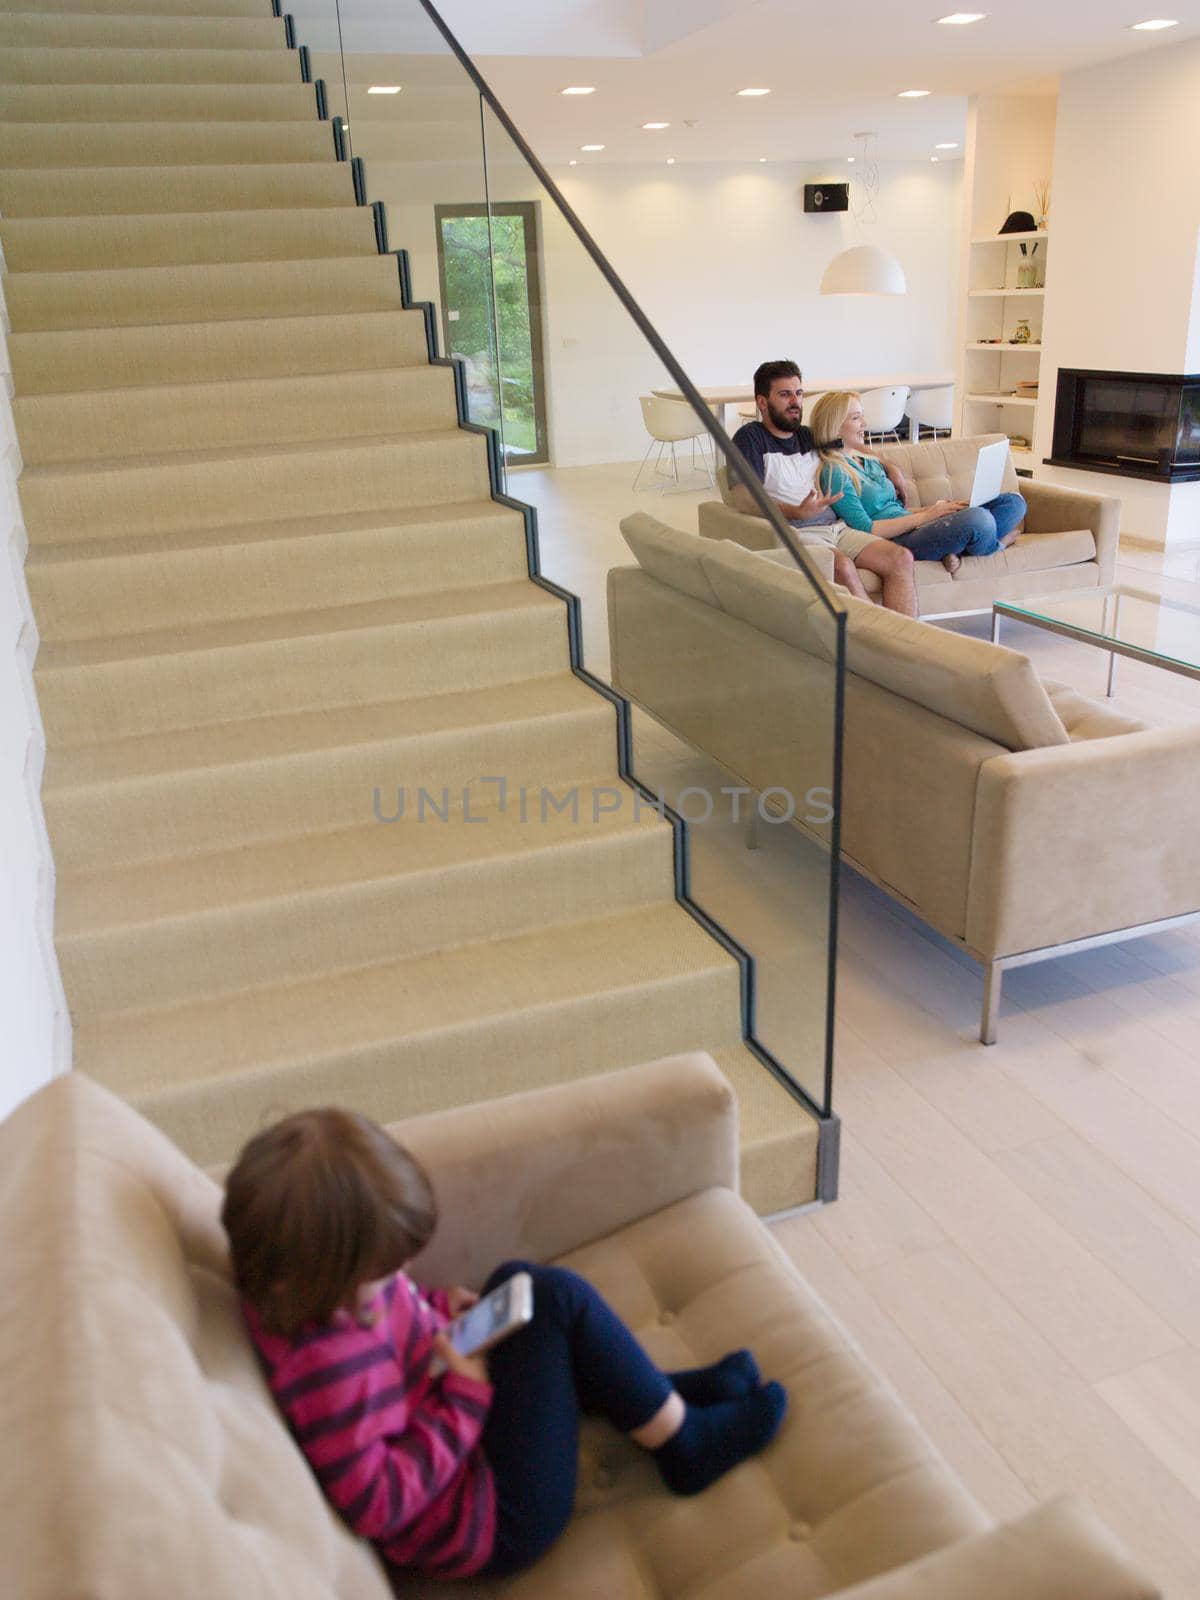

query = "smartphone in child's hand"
(445, 1271), (533, 1358)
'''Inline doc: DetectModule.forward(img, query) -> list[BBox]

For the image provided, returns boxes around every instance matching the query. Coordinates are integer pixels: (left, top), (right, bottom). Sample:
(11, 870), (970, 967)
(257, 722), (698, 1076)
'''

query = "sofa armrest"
(826, 1498), (1159, 1600)
(697, 501), (838, 587)
(698, 498), (780, 551)
(966, 725), (1200, 958)
(393, 1053), (739, 1291)
(1022, 479), (1121, 584)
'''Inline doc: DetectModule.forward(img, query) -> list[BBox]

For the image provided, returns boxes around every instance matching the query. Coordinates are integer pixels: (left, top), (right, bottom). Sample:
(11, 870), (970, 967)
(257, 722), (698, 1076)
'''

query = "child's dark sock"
(667, 1350), (760, 1406)
(656, 1381), (787, 1497)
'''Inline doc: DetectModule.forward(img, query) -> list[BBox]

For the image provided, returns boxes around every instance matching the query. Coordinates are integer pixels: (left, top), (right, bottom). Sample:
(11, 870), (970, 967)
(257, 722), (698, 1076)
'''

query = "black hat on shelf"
(999, 209), (1037, 234)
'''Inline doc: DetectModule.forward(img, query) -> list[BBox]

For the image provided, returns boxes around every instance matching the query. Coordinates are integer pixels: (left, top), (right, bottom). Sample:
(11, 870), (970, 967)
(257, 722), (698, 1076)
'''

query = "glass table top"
(995, 585), (1200, 677)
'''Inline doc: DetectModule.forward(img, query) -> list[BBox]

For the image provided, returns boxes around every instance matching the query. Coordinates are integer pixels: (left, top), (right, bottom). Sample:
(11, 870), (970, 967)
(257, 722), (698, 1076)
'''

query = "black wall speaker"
(804, 182), (849, 213)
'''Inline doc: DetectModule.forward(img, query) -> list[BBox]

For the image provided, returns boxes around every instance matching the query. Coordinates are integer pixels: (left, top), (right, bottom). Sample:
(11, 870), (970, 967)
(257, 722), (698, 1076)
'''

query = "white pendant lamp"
(821, 132), (907, 296)
(820, 243), (907, 295)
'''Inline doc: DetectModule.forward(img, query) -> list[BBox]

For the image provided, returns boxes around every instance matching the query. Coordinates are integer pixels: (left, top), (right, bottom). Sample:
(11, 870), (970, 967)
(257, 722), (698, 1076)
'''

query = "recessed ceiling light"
(1130, 16), (1178, 26)
(736, 87), (771, 96)
(931, 156), (940, 162)
(898, 88), (932, 97)
(568, 159), (577, 165)
(580, 144), (605, 152)
(935, 141), (959, 149)
(666, 157), (676, 165)
(936, 11), (986, 22)
(641, 121), (670, 130)
(562, 85), (596, 95)
(847, 155), (856, 163)
(759, 156), (767, 162)
(367, 85), (402, 95)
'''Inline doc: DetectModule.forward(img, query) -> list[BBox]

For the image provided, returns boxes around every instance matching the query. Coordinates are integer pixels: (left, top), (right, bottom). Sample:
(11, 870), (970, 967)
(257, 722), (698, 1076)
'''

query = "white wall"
(0, 307), (69, 1125)
(1035, 37), (1200, 547)
(368, 152), (962, 466)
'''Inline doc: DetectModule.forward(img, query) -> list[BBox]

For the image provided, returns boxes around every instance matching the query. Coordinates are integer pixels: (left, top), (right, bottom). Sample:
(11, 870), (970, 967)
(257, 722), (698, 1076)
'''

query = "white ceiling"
(296, 0), (1200, 165)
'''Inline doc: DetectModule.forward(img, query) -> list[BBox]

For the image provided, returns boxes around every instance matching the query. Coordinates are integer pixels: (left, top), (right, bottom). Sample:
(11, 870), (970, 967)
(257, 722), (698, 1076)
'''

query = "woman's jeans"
(479, 1262), (673, 1576)
(892, 491), (1026, 561)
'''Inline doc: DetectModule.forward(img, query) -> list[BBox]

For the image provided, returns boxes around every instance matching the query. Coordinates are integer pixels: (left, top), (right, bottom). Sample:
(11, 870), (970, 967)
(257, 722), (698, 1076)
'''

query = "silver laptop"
(968, 439), (1010, 507)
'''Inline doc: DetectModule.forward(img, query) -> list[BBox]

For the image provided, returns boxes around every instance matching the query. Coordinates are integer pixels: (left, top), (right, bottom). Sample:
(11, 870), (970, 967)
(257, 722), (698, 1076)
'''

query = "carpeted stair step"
(5, 253), (402, 333)
(8, 308), (429, 394)
(0, 44), (303, 84)
(42, 673), (618, 870)
(0, 0), (273, 15)
(27, 501), (530, 638)
(0, 41), (305, 84)
(35, 581), (572, 743)
(0, 119), (337, 169)
(16, 364), (460, 463)
(706, 1045), (820, 1216)
(0, 160), (357, 218)
(20, 428), (491, 542)
(15, 365), (459, 464)
(57, 783), (676, 1013)
(0, 81), (322, 122)
(0, 11), (286, 50)
(1, 206), (378, 273)
(77, 902), (746, 1170)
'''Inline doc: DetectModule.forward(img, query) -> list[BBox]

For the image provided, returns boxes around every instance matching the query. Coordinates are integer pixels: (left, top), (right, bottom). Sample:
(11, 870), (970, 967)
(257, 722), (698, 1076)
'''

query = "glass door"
(435, 201), (549, 465)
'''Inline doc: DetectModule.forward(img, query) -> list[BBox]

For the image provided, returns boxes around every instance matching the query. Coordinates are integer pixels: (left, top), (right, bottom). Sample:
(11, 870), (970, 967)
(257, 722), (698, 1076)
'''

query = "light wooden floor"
(513, 458), (1200, 1596)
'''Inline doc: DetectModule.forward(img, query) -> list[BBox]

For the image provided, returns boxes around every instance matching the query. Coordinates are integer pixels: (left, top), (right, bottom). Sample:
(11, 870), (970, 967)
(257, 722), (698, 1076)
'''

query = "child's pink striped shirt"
(245, 1273), (496, 1580)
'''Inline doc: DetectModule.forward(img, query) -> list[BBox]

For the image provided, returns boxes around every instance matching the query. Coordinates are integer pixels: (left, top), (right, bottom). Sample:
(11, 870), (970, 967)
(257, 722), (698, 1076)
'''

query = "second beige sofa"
(697, 434), (1120, 617)
(609, 514), (1200, 1042)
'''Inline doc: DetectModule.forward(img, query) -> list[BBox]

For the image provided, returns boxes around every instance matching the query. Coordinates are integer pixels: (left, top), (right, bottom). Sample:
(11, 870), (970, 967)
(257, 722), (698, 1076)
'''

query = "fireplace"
(1048, 368), (1200, 483)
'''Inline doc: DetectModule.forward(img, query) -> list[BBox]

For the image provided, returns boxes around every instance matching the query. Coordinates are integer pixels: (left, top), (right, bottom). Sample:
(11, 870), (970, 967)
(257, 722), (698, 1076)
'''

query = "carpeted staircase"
(0, 0), (820, 1211)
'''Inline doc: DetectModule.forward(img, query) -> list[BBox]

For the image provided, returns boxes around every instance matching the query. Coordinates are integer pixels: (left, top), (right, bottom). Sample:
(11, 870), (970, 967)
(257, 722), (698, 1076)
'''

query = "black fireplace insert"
(1047, 367), (1200, 483)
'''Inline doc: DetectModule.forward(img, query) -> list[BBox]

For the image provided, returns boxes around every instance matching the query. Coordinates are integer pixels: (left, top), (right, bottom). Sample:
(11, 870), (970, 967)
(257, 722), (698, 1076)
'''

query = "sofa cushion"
(953, 527), (1097, 582)
(875, 433), (1018, 509)
(698, 537), (831, 653)
(818, 599), (1071, 751)
(421, 1187), (985, 1600)
(0, 1072), (391, 1600)
(620, 511), (719, 604)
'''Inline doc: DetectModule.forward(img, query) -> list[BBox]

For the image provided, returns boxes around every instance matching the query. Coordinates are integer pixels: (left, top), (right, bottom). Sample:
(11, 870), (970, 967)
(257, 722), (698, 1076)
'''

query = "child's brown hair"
(221, 1107), (437, 1336)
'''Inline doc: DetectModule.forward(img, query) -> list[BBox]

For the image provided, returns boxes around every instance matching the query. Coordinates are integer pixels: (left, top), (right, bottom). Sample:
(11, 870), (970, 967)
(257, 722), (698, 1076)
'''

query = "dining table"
(651, 370), (955, 442)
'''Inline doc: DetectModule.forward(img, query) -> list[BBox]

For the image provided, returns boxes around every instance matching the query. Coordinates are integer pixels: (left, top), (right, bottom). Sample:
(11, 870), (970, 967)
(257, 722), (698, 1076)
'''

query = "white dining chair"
(860, 385), (911, 443)
(906, 385), (954, 439)
(633, 395), (715, 491)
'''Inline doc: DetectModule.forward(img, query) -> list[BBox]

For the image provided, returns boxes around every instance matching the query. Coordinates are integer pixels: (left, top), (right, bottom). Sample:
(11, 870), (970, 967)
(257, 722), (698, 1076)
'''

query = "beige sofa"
(0, 1060), (1157, 1600)
(699, 435), (1120, 617)
(609, 514), (1200, 1042)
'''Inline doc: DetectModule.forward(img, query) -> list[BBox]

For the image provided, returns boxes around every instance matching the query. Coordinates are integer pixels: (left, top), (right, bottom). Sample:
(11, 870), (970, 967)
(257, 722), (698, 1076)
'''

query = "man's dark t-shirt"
(730, 421), (837, 526)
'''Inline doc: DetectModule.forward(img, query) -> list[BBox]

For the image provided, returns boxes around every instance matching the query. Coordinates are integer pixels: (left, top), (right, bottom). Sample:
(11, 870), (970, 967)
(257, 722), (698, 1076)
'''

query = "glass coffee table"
(992, 584), (1200, 696)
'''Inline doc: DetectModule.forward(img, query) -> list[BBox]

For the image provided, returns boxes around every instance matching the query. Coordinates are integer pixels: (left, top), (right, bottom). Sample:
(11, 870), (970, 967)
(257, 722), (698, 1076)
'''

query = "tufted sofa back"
(717, 435), (1020, 513)
(873, 433), (1020, 508)
(0, 1071), (391, 1600)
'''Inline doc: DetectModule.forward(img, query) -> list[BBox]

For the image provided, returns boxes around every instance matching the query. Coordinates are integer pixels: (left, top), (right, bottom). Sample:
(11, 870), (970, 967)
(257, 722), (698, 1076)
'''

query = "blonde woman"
(810, 392), (1024, 571)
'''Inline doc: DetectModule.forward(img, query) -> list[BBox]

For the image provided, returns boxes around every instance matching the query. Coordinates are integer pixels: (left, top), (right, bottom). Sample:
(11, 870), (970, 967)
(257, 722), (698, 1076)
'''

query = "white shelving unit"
(961, 229), (1048, 467)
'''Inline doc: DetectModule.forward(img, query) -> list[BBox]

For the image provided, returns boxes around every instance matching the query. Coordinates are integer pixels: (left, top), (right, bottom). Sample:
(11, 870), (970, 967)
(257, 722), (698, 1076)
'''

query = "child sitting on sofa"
(221, 1107), (787, 1582)
(811, 390), (1026, 573)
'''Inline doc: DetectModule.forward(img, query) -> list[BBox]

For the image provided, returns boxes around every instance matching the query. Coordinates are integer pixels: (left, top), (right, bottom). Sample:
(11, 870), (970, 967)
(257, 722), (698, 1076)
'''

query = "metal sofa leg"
(981, 962), (1002, 1045)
